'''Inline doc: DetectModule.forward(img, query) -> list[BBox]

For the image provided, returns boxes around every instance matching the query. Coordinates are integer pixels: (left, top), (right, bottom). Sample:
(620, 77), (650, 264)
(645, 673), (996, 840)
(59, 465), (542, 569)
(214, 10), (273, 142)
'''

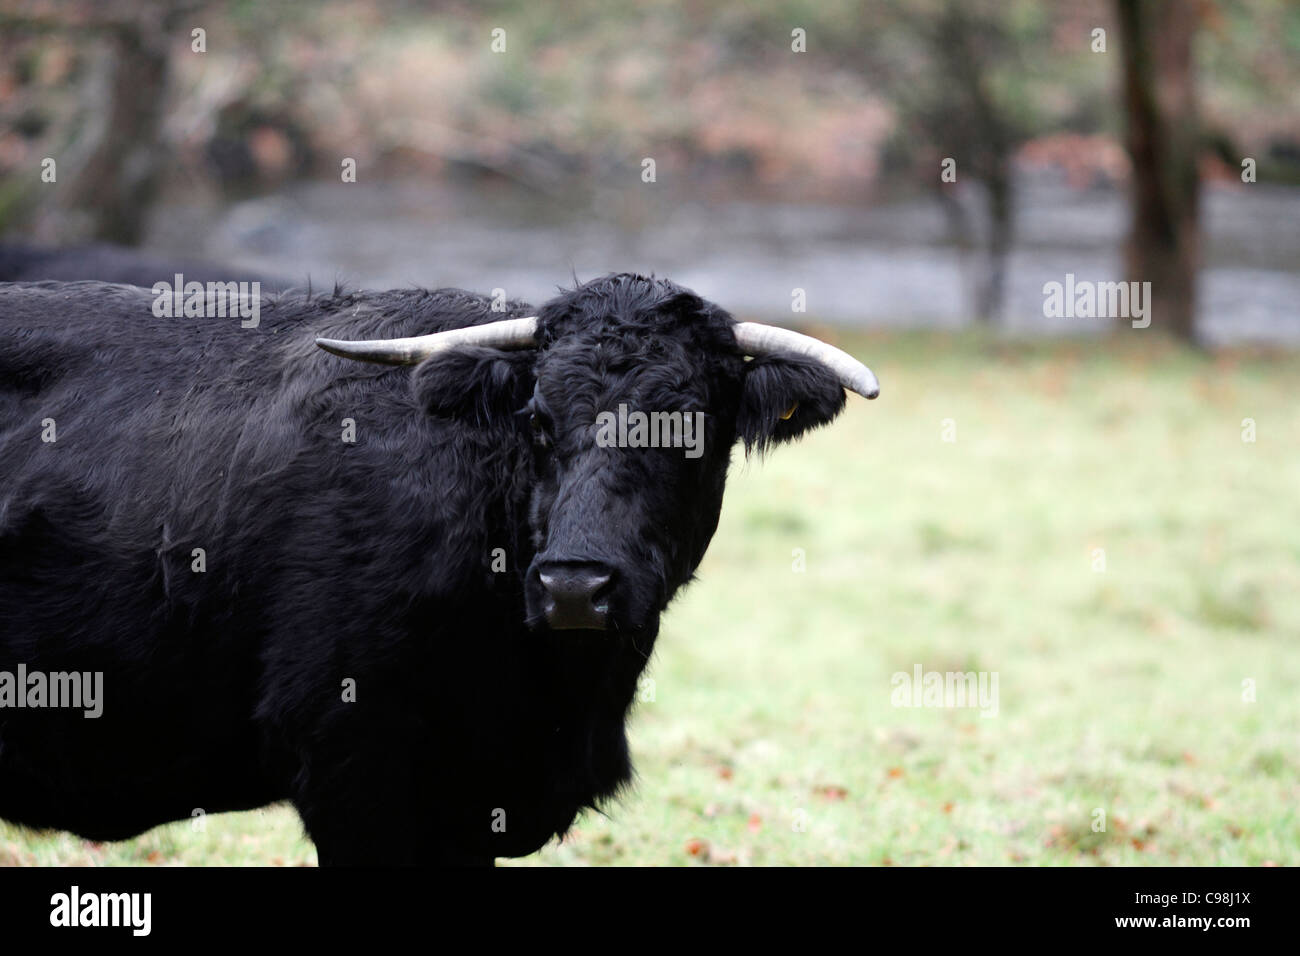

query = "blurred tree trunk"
(1116, 0), (1201, 341)
(932, 0), (1017, 325)
(977, 150), (1013, 324)
(62, 18), (172, 244)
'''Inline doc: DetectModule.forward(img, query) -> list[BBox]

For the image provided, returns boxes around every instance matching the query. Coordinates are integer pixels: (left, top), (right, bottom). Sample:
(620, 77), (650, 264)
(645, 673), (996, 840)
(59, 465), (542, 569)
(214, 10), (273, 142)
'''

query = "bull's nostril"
(537, 563), (613, 631)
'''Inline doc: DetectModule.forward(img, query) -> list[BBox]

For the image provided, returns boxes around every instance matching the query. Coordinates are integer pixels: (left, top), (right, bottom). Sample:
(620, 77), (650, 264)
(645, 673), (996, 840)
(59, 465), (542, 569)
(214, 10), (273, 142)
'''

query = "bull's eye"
(529, 412), (551, 449)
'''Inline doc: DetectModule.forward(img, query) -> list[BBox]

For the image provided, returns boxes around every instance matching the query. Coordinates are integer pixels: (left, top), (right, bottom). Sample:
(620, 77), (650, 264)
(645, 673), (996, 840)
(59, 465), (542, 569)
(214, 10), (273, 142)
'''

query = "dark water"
(149, 177), (1300, 345)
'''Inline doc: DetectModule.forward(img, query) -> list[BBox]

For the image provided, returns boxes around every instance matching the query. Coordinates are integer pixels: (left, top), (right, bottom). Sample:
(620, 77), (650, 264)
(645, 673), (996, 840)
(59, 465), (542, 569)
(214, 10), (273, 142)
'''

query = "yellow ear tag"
(780, 402), (798, 421)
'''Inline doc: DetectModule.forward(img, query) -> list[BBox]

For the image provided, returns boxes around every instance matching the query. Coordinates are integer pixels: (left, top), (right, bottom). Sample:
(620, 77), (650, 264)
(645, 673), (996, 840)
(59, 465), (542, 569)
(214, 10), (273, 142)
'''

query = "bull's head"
(316, 275), (877, 649)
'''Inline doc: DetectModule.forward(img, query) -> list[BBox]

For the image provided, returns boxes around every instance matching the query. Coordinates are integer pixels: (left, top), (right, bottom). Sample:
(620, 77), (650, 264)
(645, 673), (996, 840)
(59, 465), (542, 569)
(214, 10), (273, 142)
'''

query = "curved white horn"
(316, 316), (540, 365)
(732, 322), (879, 399)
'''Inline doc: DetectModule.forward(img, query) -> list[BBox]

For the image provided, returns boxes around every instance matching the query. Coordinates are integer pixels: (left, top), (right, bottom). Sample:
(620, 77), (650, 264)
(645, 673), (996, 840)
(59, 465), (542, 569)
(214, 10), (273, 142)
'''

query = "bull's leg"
(294, 787), (422, 866)
(303, 811), (494, 867)
(313, 837), (494, 867)
(291, 758), (494, 867)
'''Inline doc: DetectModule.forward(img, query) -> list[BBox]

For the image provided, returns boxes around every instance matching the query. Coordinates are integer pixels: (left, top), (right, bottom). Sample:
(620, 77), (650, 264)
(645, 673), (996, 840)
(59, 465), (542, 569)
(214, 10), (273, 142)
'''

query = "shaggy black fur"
(0, 273), (849, 864)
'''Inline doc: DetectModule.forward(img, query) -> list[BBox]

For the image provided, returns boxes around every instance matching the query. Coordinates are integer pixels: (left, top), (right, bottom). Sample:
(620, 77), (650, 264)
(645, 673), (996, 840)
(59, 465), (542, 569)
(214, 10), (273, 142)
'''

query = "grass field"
(3, 330), (1297, 866)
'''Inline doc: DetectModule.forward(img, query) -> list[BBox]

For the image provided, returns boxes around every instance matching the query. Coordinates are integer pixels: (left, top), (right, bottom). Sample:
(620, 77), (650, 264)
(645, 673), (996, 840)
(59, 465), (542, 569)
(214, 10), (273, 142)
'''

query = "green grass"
(4, 331), (1298, 866)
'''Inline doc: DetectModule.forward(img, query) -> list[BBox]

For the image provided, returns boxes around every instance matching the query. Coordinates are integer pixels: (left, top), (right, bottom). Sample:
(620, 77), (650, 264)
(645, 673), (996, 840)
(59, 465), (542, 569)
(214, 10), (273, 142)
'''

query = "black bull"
(0, 273), (876, 864)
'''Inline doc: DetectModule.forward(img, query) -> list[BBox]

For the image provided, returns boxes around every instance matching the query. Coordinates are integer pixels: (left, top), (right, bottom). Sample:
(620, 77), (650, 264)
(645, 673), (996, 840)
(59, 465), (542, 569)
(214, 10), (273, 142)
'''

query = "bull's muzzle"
(537, 562), (613, 631)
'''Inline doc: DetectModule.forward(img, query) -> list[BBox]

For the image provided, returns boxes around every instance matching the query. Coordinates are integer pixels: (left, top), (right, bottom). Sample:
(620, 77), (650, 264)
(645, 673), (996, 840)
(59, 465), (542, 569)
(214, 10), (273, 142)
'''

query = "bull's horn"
(731, 322), (879, 399)
(316, 316), (540, 365)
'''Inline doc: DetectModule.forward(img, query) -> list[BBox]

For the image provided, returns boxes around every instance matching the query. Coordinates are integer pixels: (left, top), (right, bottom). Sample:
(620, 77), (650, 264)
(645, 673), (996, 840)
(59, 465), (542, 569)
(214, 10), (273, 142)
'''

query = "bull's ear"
(410, 347), (535, 427)
(736, 354), (847, 454)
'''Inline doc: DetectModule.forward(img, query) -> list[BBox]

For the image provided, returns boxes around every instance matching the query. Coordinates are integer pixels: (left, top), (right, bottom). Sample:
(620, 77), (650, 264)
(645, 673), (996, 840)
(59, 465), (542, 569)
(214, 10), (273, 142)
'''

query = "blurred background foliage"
(4, 0), (1298, 198)
(2, 0), (1298, 342)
